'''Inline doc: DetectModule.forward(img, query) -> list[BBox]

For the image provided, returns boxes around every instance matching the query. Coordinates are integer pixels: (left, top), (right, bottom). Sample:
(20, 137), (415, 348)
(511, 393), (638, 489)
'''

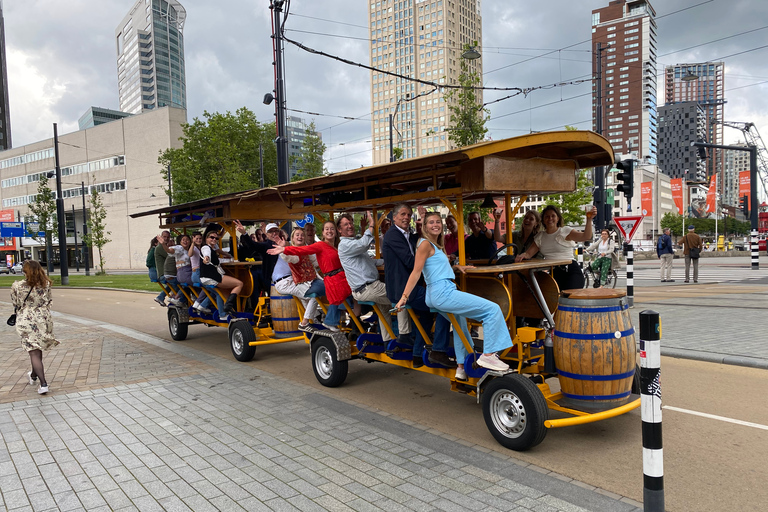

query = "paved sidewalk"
(0, 308), (641, 512)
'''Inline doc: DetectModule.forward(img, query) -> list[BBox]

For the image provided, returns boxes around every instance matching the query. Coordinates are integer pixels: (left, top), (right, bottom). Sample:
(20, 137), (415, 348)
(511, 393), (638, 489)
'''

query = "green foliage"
(392, 147), (404, 161)
(291, 121), (327, 181)
(461, 202), (493, 225)
(158, 108), (278, 204)
(660, 212), (751, 238)
(83, 187), (111, 275)
(26, 175), (57, 244)
(445, 44), (489, 148)
(543, 169), (594, 225)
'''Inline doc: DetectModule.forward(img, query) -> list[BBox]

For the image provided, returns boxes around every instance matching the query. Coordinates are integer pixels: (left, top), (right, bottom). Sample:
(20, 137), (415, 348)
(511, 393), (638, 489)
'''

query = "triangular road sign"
(613, 216), (645, 243)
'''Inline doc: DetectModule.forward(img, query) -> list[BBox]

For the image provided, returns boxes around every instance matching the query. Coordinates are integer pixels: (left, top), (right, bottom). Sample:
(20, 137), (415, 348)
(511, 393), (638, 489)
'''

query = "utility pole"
(72, 205), (79, 272)
(259, 144), (265, 188)
(53, 123), (69, 285)
(593, 42), (610, 230)
(271, 0), (289, 186)
(167, 164), (173, 206)
(81, 182), (90, 276)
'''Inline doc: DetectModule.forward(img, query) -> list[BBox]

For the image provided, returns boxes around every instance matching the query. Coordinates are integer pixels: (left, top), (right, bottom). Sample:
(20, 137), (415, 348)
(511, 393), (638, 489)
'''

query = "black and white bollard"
(577, 244), (584, 269)
(639, 310), (663, 512)
(626, 243), (634, 307)
(752, 229), (759, 270)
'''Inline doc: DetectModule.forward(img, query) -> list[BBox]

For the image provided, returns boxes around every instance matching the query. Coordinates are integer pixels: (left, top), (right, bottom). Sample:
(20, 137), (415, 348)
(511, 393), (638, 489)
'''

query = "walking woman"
(11, 260), (59, 394)
(268, 220), (351, 331)
(394, 212), (513, 380)
(200, 231), (243, 319)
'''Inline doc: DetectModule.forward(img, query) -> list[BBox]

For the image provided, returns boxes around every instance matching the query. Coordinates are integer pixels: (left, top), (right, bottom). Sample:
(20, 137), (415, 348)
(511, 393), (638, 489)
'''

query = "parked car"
(0, 265), (9, 274)
(10, 262), (24, 274)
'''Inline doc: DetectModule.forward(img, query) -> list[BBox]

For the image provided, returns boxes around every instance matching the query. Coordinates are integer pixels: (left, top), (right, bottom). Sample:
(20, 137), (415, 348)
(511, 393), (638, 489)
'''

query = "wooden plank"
(463, 259), (571, 274)
(561, 288), (627, 299)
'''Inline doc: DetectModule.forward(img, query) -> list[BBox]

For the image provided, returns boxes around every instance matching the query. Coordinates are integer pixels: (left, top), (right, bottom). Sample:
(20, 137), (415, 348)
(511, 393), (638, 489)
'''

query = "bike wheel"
(582, 269), (591, 288)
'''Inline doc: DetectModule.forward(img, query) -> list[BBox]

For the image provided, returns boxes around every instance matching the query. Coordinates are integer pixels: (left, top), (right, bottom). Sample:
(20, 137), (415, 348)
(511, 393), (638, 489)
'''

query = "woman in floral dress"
(11, 260), (58, 395)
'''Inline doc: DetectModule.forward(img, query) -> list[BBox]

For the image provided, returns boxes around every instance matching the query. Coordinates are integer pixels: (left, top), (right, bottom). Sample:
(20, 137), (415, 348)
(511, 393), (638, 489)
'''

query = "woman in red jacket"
(268, 220), (351, 331)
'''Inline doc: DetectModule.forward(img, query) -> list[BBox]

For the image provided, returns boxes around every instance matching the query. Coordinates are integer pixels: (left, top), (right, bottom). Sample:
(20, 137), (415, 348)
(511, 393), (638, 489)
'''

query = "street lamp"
(461, 46), (481, 60)
(53, 123), (69, 285)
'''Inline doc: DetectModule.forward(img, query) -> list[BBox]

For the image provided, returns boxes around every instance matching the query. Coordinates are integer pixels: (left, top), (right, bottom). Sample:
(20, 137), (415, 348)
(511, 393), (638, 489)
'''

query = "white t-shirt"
(534, 226), (575, 261)
(598, 239), (610, 255)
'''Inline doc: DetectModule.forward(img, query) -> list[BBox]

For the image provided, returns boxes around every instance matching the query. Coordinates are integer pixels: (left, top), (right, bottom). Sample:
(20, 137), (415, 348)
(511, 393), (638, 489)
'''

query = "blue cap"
(687, 225), (695, 230)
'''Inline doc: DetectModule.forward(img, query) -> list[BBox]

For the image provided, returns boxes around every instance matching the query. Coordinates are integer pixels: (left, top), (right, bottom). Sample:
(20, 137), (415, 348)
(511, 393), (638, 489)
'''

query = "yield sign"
(613, 216), (645, 243)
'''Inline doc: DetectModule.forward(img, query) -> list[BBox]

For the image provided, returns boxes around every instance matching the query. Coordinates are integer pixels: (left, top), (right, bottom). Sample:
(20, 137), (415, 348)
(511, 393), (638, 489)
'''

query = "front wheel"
(482, 375), (548, 451)
(229, 322), (256, 362)
(604, 269), (618, 289)
(312, 337), (348, 387)
(168, 308), (188, 341)
(582, 268), (591, 288)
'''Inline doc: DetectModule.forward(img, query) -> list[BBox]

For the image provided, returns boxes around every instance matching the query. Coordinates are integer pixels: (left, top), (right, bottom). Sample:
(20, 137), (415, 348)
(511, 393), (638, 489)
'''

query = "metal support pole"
(750, 146), (759, 270)
(53, 123), (69, 285)
(577, 244), (583, 268)
(593, 42), (606, 231)
(81, 182), (90, 276)
(167, 164), (173, 206)
(271, 0), (290, 185)
(72, 205), (79, 272)
(639, 310), (664, 512)
(389, 114), (394, 162)
(259, 144), (264, 188)
(626, 243), (634, 307)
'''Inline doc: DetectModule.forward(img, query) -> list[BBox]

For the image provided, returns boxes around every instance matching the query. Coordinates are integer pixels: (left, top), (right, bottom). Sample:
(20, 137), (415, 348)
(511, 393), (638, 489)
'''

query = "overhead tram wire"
(658, 24), (768, 57)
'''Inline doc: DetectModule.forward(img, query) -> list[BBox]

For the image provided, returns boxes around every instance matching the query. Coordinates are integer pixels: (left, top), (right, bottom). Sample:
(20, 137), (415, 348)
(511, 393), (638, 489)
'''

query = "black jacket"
(382, 227), (419, 303)
(239, 234), (277, 291)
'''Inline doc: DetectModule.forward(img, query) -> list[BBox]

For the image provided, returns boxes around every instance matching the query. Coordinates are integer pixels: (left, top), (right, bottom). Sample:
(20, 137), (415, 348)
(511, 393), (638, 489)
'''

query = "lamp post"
(71, 205), (79, 272)
(53, 123), (69, 285)
(270, 0), (289, 185)
(81, 181), (90, 276)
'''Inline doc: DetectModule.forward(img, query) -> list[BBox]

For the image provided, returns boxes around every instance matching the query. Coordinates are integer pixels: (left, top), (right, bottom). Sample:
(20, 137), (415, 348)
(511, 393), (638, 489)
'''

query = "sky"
(4, 0), (768, 174)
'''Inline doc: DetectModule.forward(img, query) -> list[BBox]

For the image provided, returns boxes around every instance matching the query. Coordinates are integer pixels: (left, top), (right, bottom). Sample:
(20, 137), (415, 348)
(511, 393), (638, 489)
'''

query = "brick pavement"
(0, 306), (641, 512)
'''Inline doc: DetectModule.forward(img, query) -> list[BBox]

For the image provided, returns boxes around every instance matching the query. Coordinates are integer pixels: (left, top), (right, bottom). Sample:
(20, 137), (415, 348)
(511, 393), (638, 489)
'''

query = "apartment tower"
(664, 62), (725, 181)
(0, 1), (11, 150)
(657, 101), (707, 181)
(591, 0), (657, 162)
(116, 0), (187, 115)
(369, 0), (482, 164)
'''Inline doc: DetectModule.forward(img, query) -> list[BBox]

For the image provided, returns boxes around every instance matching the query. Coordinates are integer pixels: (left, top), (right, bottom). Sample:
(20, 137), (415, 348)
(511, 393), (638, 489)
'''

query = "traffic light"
(740, 195), (749, 217)
(615, 159), (634, 201)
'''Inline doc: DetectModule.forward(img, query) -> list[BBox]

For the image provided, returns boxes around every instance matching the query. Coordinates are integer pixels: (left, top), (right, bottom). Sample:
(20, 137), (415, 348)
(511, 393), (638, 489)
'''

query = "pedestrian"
(657, 227), (675, 282)
(586, 229), (616, 288)
(146, 237), (159, 282)
(11, 260), (59, 395)
(682, 225), (703, 283)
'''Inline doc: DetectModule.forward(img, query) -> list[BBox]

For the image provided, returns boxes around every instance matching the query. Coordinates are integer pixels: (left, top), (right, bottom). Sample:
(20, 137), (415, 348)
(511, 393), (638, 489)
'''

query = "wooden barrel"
(269, 285), (300, 338)
(553, 292), (636, 408)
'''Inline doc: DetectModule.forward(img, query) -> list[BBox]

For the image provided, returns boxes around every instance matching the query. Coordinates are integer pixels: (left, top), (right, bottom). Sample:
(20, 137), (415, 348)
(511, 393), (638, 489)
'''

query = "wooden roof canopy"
(132, 131), (614, 227)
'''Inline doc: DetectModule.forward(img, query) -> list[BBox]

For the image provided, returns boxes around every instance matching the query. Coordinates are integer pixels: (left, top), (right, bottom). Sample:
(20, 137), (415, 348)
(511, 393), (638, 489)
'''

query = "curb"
(661, 347), (768, 370)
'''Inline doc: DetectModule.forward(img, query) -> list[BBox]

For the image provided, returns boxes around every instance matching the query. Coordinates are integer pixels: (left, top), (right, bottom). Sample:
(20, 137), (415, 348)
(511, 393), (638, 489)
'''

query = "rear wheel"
(229, 322), (256, 362)
(482, 375), (548, 451)
(312, 337), (348, 387)
(605, 269), (618, 289)
(168, 308), (188, 341)
(582, 268), (591, 288)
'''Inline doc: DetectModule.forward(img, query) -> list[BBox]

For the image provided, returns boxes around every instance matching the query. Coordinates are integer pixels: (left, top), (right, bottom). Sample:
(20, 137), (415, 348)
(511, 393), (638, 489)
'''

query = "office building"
(78, 107), (133, 130)
(116, 0), (187, 115)
(0, 1), (11, 150)
(286, 116), (323, 178)
(724, 142), (749, 208)
(664, 62), (725, 181)
(591, 0), (658, 162)
(0, 107), (185, 269)
(657, 102), (707, 181)
(369, 0), (483, 164)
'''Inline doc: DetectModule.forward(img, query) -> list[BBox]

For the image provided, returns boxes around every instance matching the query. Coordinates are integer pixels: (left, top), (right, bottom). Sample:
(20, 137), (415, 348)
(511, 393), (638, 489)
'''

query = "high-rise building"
(724, 142), (749, 208)
(657, 102), (707, 181)
(286, 116), (322, 179)
(116, 0), (187, 115)
(78, 107), (133, 131)
(369, 0), (482, 164)
(0, 1), (11, 150)
(591, 0), (658, 162)
(664, 62), (725, 181)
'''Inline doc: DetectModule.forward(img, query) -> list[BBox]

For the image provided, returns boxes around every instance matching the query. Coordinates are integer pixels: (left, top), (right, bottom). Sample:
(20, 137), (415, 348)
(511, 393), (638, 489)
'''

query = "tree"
(291, 121), (327, 181)
(392, 147), (404, 161)
(158, 108), (278, 204)
(543, 169), (594, 226)
(83, 187), (111, 275)
(26, 175), (57, 245)
(445, 44), (489, 148)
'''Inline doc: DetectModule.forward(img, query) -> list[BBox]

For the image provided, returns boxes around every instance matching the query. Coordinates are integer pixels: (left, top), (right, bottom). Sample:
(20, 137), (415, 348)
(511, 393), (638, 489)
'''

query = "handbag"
(689, 247), (701, 259)
(7, 287), (33, 327)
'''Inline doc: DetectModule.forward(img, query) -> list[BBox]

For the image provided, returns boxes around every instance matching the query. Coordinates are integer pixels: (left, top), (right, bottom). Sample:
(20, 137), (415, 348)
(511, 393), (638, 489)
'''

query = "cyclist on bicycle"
(586, 229), (617, 288)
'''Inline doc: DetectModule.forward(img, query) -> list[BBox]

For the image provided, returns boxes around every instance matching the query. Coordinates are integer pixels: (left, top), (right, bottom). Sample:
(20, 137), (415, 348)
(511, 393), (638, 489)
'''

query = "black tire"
(168, 308), (188, 341)
(631, 364), (641, 395)
(605, 270), (618, 289)
(229, 322), (256, 362)
(582, 269), (591, 288)
(482, 374), (548, 451)
(312, 336), (348, 387)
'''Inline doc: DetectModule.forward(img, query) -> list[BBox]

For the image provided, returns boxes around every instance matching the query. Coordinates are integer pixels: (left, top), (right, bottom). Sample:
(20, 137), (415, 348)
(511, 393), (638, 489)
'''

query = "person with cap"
(336, 212), (398, 344)
(657, 227), (675, 282)
(682, 225), (703, 283)
(235, 220), (282, 295)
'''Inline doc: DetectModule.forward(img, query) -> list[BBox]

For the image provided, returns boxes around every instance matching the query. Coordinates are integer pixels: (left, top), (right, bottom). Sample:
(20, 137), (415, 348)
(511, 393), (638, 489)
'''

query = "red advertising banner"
(0, 209), (14, 222)
(671, 178), (684, 215)
(705, 175), (717, 213)
(739, 171), (751, 203)
(640, 182), (653, 217)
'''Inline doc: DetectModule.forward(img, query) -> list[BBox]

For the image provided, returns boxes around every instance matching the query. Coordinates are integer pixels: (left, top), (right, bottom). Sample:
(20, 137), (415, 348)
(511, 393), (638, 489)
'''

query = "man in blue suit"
(383, 203), (454, 369)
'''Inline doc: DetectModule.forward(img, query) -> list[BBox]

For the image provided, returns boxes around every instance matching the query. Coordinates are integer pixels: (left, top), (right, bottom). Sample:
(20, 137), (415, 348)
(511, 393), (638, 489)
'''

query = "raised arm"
(492, 209), (504, 243)
(565, 206), (596, 243)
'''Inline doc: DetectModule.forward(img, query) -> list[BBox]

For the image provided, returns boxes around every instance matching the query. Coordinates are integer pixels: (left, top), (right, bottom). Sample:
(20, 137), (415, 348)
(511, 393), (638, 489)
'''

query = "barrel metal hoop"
(561, 390), (632, 400)
(557, 305), (627, 313)
(557, 368), (635, 381)
(553, 327), (635, 340)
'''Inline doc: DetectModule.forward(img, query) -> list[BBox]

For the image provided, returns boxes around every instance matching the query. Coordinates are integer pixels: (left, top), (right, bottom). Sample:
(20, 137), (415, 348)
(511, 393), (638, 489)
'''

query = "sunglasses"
(208, 235), (218, 240)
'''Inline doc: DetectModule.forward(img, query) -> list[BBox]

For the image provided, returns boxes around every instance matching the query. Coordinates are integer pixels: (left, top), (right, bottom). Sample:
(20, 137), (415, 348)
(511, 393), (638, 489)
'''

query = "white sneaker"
(322, 323), (340, 332)
(38, 385), (49, 395)
(154, 297), (167, 307)
(27, 371), (36, 386)
(477, 353), (509, 372)
(168, 298), (182, 306)
(194, 304), (212, 314)
(454, 367), (467, 381)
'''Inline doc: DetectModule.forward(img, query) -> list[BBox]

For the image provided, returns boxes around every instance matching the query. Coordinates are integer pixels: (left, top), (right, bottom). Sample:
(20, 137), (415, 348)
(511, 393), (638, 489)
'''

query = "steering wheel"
(489, 243), (518, 265)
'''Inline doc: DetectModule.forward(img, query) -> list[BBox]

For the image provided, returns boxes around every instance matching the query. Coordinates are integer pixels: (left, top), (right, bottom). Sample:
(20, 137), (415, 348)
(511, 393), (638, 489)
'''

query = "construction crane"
(711, 120), (768, 202)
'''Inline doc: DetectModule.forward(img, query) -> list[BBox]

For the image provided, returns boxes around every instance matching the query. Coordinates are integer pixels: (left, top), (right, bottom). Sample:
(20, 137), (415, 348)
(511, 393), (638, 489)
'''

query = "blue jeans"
(155, 274), (167, 302)
(407, 285), (450, 358)
(425, 278), (512, 363)
(191, 269), (212, 309)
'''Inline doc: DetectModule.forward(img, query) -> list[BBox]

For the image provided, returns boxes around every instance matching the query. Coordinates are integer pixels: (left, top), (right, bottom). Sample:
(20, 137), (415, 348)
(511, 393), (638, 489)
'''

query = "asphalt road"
(49, 284), (768, 512)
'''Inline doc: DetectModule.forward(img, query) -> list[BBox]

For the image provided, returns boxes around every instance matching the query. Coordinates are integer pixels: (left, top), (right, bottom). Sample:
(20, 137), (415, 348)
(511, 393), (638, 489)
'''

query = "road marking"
(664, 405), (768, 431)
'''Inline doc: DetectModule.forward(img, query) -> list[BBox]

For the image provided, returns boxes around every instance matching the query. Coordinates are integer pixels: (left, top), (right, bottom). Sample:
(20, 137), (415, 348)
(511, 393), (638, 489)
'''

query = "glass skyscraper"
(116, 0), (187, 115)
